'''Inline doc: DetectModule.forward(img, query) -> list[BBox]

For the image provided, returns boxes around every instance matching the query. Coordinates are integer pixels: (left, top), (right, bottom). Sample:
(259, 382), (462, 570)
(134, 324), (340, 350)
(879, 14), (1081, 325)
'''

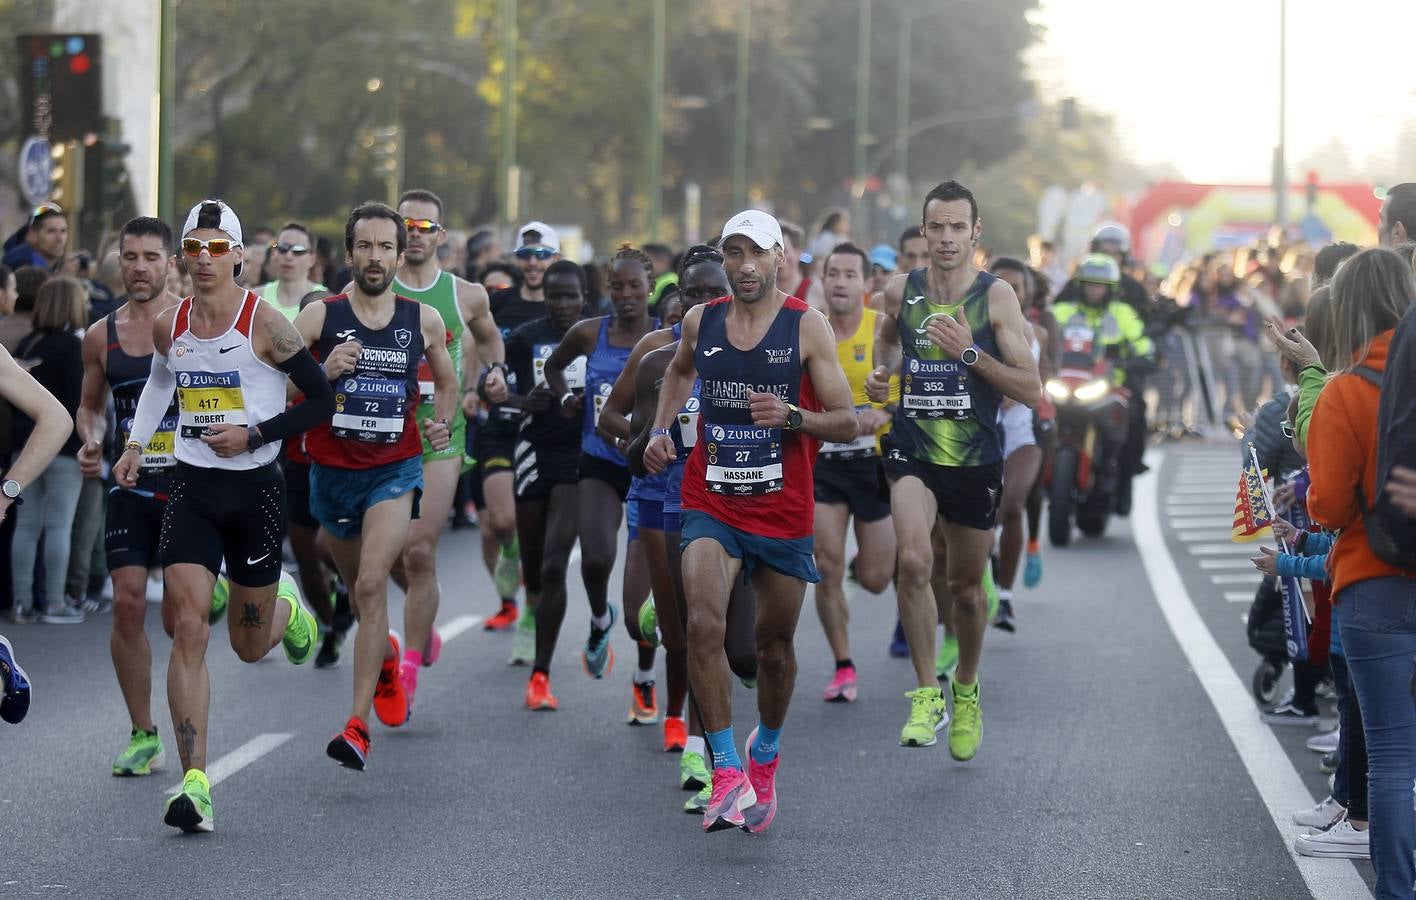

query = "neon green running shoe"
(280, 572), (318, 666)
(113, 728), (164, 777)
(508, 606), (536, 666)
(683, 782), (711, 814)
(638, 596), (660, 648)
(935, 633), (959, 681)
(163, 769), (214, 833)
(740, 676), (757, 690)
(899, 687), (947, 747)
(680, 750), (710, 791)
(949, 678), (982, 761)
(210, 575), (229, 625)
(982, 565), (999, 621)
(494, 540), (521, 601)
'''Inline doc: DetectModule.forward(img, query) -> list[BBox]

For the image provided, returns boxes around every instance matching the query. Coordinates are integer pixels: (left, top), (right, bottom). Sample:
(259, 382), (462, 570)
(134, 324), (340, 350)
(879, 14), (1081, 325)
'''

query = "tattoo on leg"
(177, 717), (198, 766)
(238, 602), (263, 627)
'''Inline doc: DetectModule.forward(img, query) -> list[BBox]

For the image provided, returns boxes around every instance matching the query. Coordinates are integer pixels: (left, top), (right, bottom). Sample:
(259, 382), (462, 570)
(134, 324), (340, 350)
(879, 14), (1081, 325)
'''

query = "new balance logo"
(704, 347), (724, 357)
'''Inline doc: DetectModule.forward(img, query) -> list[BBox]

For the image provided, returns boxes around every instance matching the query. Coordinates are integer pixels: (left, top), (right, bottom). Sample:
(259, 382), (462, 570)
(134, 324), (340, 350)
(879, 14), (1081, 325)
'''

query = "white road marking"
(1170, 517), (1234, 529)
(1189, 543), (1265, 555)
(1137, 451), (1369, 900)
(1199, 558), (1264, 570)
(1224, 591), (1256, 603)
(1168, 485), (1240, 496)
(1166, 496), (1233, 506)
(1178, 530), (1231, 542)
(438, 615), (483, 642)
(165, 732), (291, 793)
(1211, 573), (1263, 585)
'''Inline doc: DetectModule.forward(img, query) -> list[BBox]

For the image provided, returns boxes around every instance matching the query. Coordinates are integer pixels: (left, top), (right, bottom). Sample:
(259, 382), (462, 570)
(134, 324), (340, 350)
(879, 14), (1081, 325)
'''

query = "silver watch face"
(2, 480), (19, 498)
(961, 347), (978, 366)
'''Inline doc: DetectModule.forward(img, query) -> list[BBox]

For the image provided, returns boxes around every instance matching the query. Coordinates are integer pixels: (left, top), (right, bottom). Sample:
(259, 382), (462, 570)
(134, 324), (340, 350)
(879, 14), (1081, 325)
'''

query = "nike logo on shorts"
(246, 551), (271, 565)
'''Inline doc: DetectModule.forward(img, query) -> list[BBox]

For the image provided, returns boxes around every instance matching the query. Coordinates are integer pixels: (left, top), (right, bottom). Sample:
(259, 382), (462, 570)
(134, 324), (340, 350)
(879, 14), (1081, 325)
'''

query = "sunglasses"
(515, 246), (556, 261)
(30, 202), (62, 222)
(181, 237), (237, 258)
(270, 241), (310, 256)
(1281, 419), (1295, 439)
(403, 218), (442, 234)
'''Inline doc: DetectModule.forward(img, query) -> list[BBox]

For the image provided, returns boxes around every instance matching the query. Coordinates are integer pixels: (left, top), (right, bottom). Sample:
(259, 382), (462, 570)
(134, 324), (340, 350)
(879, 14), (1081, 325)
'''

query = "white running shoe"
(1306, 728), (1339, 754)
(1291, 795), (1345, 829)
(1295, 815), (1369, 859)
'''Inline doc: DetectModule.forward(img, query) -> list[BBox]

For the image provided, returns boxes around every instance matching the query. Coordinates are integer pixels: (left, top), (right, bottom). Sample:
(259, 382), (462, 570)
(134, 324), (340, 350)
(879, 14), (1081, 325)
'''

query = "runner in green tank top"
(866, 181), (1041, 763)
(258, 222), (326, 321)
(385, 189), (509, 719)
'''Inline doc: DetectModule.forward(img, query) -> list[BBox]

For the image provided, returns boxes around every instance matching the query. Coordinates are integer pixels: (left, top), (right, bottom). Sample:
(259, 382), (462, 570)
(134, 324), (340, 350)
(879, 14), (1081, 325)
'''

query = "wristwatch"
(245, 426), (266, 452)
(2, 479), (21, 501)
(960, 344), (981, 367)
(784, 403), (803, 431)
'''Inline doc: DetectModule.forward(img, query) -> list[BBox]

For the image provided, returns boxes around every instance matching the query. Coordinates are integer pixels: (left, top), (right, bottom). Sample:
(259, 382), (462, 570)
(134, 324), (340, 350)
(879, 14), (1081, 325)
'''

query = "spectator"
(9, 277), (87, 624)
(0, 265), (15, 317)
(478, 261), (521, 294)
(1313, 241), (1360, 289)
(808, 208), (850, 264)
(1377, 182), (1415, 247)
(0, 266), (50, 353)
(645, 242), (677, 309)
(88, 252), (123, 323)
(1305, 247), (1416, 898)
(464, 229), (496, 281)
(2, 205), (67, 271)
(237, 225), (274, 287)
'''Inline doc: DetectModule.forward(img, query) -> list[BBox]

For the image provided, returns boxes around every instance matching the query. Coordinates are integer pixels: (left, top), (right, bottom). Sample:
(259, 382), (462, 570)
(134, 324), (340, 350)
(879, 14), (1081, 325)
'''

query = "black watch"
(245, 426), (266, 452)
(784, 403), (803, 431)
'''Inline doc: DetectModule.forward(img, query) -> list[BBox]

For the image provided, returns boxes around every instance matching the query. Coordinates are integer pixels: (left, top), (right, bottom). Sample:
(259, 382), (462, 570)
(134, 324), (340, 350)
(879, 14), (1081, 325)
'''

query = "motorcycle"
(1043, 356), (1131, 547)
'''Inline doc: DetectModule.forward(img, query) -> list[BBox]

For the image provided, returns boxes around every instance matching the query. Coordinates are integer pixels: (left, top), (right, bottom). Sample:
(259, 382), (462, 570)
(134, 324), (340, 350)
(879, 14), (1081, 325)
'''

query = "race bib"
(534, 346), (586, 389)
(820, 405), (879, 459)
(417, 357), (435, 404)
(177, 370), (247, 437)
(901, 358), (972, 421)
(592, 382), (612, 427)
(332, 373), (408, 443)
(703, 423), (783, 496)
(124, 414), (178, 469)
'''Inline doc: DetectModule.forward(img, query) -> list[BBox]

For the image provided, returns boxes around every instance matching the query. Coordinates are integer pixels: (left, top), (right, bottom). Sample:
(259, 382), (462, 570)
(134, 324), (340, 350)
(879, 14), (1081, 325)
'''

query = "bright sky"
(1030, 0), (1416, 184)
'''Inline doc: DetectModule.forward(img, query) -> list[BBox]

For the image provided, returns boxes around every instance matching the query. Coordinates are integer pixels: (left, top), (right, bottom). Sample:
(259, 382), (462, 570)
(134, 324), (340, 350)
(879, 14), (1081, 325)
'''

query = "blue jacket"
(1274, 530), (1333, 582)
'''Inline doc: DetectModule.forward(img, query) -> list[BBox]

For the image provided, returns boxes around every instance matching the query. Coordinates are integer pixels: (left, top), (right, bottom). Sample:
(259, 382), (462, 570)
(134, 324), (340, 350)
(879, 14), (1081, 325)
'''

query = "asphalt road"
(0, 442), (1373, 898)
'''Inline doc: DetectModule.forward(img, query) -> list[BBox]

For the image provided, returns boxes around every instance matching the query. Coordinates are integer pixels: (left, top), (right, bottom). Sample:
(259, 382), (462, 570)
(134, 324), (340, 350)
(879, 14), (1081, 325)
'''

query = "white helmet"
(1091, 221), (1131, 254)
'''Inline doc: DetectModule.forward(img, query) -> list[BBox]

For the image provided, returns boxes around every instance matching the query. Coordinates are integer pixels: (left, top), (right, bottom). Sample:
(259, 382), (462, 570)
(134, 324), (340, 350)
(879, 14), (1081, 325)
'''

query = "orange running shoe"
(373, 633), (409, 727)
(663, 715), (687, 752)
(484, 602), (519, 632)
(627, 679), (659, 726)
(525, 671), (558, 711)
(326, 716), (371, 770)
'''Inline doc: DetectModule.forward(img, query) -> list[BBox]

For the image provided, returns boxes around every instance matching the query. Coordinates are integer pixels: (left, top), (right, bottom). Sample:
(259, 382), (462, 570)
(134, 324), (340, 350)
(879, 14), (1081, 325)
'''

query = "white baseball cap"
(720, 209), (782, 250)
(182, 199), (243, 245)
(517, 221), (560, 252)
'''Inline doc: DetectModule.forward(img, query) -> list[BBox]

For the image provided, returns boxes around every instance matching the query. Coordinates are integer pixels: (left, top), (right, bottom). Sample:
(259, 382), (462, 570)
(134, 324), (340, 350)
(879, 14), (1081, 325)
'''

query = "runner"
(599, 245), (732, 744)
(113, 199), (333, 832)
(503, 260), (587, 709)
(480, 221), (562, 640)
(298, 203), (457, 769)
(776, 221), (826, 312)
(0, 336), (75, 726)
(644, 209), (857, 834)
(984, 257), (1047, 631)
(75, 216), (185, 775)
(258, 221), (346, 666)
(388, 189), (508, 712)
(542, 245), (656, 686)
(865, 181), (1040, 759)
(811, 242), (897, 702)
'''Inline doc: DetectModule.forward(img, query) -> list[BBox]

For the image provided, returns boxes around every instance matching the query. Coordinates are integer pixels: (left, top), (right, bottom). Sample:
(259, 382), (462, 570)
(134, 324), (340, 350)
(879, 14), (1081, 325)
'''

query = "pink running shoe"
(822, 665), (858, 702)
(424, 627), (442, 667)
(702, 767), (756, 833)
(399, 660), (419, 719)
(741, 727), (779, 834)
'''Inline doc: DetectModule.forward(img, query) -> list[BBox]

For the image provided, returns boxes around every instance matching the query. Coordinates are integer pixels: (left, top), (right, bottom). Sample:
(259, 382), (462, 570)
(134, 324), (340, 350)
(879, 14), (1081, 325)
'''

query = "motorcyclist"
(1052, 254), (1154, 515)
(1056, 223), (1154, 323)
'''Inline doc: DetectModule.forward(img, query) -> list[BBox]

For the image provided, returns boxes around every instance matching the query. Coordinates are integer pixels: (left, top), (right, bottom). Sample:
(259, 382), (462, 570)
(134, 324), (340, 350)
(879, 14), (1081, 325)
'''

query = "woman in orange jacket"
(1306, 247), (1416, 900)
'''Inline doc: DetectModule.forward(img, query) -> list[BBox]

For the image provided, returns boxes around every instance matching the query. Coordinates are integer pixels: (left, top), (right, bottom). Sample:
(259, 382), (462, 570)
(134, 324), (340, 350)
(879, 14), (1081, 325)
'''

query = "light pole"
(732, 0), (749, 210)
(851, 0), (873, 232)
(157, 0), (174, 224)
(895, 7), (909, 183)
(647, 0), (665, 239)
(1273, 0), (1288, 228)
(499, 0), (517, 235)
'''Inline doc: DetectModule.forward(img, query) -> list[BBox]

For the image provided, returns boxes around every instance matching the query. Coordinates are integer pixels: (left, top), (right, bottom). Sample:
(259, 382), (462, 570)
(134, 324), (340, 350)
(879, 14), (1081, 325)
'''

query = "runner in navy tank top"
(293, 203), (458, 771)
(543, 245), (656, 688)
(643, 210), (857, 835)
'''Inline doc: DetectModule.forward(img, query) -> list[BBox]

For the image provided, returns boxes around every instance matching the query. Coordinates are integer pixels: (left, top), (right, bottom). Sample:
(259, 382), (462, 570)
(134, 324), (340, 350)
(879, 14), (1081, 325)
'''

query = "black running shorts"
(158, 462), (287, 586)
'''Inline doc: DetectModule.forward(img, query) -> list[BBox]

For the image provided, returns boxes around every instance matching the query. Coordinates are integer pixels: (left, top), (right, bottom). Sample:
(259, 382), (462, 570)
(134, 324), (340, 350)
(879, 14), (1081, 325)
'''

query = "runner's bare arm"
(0, 344), (72, 506)
(421, 304), (459, 429)
(625, 343), (675, 477)
(599, 328), (671, 444)
(115, 310), (179, 486)
(978, 281), (1042, 407)
(794, 309), (860, 443)
(867, 273), (906, 402)
(76, 321), (111, 475)
(457, 278), (508, 404)
(643, 306), (702, 474)
(544, 318), (597, 415)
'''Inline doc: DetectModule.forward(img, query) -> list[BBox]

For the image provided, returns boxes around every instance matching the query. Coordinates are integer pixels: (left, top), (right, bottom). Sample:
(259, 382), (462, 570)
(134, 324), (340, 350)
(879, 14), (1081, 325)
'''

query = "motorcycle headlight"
(1074, 378), (1110, 403)
(1045, 379), (1070, 401)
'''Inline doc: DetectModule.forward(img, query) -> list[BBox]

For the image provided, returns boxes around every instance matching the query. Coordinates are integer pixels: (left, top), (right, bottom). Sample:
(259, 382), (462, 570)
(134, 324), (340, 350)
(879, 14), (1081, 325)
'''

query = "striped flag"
(1232, 450), (1274, 543)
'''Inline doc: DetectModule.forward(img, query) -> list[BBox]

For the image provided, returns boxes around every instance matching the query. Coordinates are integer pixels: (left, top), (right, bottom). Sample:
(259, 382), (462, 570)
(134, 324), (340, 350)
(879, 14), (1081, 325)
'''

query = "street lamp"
(647, 0), (665, 239)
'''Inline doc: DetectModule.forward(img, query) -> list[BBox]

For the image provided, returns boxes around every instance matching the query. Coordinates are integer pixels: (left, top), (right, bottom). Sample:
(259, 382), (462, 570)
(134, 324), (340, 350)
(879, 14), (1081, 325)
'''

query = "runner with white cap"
(643, 209), (857, 834)
(113, 198), (336, 833)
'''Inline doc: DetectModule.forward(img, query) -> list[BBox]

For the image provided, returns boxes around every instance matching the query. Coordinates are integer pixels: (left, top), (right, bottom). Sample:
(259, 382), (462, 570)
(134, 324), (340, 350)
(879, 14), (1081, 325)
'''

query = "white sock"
(684, 736), (706, 758)
(633, 667), (654, 685)
(591, 611), (612, 631)
(998, 589), (1013, 602)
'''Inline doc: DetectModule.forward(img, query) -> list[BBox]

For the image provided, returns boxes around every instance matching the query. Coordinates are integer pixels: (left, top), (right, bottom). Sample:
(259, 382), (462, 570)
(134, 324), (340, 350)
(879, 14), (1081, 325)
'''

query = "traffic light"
(16, 34), (103, 141)
(368, 125), (400, 175)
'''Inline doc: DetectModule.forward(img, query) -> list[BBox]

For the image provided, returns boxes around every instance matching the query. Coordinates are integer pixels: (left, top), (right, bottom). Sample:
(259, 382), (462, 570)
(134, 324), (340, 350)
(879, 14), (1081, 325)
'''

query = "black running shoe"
(315, 629), (342, 669)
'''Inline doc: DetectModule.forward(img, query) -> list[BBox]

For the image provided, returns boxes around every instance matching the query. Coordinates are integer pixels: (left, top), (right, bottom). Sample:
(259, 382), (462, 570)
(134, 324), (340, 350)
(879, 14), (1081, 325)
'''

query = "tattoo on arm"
(238, 602), (263, 628)
(265, 311), (305, 362)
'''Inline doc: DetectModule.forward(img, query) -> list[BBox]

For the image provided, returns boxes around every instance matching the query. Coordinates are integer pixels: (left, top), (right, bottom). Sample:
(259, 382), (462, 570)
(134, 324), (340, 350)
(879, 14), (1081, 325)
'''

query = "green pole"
(647, 0), (665, 239)
(895, 7), (910, 182)
(500, 0), (517, 233)
(157, 0), (175, 224)
(852, 0), (872, 232)
(731, 0), (748, 210)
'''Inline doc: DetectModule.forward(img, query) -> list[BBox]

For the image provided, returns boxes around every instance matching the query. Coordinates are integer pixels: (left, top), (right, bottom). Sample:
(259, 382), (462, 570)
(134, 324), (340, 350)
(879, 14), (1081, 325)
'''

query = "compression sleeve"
(253, 349), (336, 443)
(126, 352), (177, 449)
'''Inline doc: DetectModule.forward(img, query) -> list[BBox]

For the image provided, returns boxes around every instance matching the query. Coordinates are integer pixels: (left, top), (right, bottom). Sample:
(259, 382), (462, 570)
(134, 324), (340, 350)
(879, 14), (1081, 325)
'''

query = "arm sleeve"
(253, 349), (335, 443)
(1302, 531), (1335, 556)
(1293, 365), (1325, 448)
(1276, 551), (1329, 581)
(126, 352), (177, 449)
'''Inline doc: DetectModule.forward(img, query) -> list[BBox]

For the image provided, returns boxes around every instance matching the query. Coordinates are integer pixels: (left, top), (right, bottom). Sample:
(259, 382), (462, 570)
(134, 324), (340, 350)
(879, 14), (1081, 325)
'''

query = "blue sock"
(751, 723), (781, 763)
(704, 727), (741, 771)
